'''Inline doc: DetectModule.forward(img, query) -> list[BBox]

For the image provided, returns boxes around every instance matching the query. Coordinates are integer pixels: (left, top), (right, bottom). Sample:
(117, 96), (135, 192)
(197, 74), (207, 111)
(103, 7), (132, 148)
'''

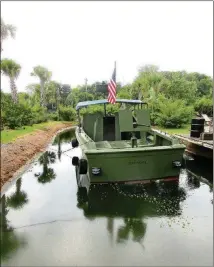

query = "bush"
(194, 97), (213, 116)
(48, 112), (59, 121)
(2, 102), (34, 129)
(58, 105), (76, 121)
(106, 104), (120, 114)
(80, 105), (103, 116)
(31, 105), (48, 124)
(155, 99), (193, 128)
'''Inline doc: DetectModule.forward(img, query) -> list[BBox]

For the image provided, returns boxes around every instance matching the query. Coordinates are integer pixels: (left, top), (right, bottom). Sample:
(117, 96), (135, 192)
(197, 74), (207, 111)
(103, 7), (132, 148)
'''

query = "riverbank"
(1, 121), (74, 189)
(1, 121), (73, 144)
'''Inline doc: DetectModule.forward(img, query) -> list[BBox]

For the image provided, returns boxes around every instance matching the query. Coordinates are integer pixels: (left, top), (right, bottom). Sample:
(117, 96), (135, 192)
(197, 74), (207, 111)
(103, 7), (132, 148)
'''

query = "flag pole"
(114, 61), (116, 84)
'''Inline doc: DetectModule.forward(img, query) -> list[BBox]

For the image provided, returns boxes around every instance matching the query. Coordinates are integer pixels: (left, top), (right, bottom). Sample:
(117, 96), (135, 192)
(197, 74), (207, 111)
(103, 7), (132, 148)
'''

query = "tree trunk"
(10, 78), (18, 103)
(16, 179), (21, 195)
(40, 80), (45, 107)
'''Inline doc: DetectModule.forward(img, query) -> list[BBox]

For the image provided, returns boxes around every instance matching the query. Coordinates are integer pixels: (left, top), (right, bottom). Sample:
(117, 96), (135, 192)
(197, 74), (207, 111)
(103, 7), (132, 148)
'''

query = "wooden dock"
(175, 134), (213, 159)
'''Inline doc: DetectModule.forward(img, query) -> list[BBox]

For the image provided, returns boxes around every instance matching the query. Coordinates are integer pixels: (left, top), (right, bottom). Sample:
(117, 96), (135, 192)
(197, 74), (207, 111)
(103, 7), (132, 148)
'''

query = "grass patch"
(1, 121), (72, 144)
(154, 124), (190, 135)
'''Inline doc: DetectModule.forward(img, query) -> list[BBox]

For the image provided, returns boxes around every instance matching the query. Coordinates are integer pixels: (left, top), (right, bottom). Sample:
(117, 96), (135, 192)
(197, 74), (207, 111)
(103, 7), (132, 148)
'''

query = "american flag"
(107, 63), (116, 104)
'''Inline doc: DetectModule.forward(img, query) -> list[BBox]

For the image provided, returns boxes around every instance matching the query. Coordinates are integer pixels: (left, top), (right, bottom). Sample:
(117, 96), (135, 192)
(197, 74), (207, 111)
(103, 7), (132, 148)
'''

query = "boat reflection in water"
(76, 176), (187, 247)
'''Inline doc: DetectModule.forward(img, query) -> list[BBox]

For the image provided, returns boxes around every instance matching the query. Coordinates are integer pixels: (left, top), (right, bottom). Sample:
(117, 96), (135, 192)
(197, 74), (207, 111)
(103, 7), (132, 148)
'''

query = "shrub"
(155, 99), (193, 128)
(194, 97), (213, 116)
(58, 105), (76, 121)
(2, 102), (34, 129)
(31, 105), (48, 124)
(80, 104), (120, 116)
(80, 105), (103, 116)
(106, 104), (120, 114)
(48, 112), (59, 121)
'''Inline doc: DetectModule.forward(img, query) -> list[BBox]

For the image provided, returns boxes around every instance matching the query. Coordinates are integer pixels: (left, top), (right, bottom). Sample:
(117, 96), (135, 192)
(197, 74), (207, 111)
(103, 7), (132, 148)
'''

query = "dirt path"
(1, 122), (73, 189)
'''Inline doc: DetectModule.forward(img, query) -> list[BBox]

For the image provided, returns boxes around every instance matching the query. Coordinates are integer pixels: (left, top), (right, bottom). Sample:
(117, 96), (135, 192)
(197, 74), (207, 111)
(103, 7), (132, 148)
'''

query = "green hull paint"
(75, 99), (186, 184)
(75, 127), (185, 183)
(86, 150), (184, 183)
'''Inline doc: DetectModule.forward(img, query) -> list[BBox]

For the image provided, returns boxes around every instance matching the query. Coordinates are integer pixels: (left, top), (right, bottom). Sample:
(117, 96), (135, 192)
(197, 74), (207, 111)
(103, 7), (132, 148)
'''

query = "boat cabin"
(76, 99), (151, 143)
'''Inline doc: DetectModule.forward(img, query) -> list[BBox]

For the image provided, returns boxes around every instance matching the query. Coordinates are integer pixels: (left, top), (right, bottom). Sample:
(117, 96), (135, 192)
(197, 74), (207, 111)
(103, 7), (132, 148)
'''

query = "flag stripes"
(107, 63), (116, 104)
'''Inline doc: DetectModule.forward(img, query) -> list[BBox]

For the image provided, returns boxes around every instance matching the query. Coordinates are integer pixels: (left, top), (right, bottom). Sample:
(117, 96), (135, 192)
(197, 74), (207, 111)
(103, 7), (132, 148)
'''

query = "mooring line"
(4, 218), (83, 231)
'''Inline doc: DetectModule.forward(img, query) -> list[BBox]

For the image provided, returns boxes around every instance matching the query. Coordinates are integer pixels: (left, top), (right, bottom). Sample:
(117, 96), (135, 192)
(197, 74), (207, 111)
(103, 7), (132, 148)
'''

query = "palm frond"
(1, 58), (21, 79)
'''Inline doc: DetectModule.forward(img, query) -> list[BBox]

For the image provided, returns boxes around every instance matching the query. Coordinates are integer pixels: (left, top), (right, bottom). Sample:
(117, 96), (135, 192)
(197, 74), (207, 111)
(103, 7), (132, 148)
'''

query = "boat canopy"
(76, 99), (144, 111)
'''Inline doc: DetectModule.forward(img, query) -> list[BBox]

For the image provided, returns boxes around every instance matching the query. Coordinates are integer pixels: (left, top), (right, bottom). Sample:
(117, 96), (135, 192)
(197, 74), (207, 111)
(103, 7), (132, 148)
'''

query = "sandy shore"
(1, 122), (73, 189)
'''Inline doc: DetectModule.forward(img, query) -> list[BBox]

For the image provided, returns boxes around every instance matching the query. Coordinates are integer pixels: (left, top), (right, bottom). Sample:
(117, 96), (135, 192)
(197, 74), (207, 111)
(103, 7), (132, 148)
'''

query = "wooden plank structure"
(174, 114), (213, 159)
(175, 134), (213, 159)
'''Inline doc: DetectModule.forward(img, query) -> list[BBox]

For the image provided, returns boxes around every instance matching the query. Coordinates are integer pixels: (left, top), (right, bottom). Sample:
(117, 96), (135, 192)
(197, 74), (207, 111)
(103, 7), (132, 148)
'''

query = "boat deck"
(95, 140), (153, 149)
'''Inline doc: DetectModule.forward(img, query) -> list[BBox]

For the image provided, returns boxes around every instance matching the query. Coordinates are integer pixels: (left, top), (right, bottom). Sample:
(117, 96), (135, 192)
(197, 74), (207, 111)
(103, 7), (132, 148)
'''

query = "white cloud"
(1, 1), (213, 93)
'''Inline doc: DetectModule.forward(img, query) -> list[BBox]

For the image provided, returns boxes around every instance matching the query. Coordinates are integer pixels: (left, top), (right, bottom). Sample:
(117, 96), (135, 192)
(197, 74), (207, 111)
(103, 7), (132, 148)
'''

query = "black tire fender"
(71, 138), (79, 148)
(72, 156), (79, 166)
(79, 159), (88, 174)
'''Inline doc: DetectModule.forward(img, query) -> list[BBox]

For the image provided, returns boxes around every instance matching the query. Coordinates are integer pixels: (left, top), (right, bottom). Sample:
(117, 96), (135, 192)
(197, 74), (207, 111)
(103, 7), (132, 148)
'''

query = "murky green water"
(1, 129), (213, 266)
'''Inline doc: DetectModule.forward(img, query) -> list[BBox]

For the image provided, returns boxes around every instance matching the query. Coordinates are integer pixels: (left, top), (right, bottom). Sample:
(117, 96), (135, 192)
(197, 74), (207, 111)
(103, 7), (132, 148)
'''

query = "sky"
(1, 1), (213, 93)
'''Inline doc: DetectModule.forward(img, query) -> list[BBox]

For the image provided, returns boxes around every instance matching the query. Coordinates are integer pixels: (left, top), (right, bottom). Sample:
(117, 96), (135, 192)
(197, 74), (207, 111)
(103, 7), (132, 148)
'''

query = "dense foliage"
(1, 64), (213, 130)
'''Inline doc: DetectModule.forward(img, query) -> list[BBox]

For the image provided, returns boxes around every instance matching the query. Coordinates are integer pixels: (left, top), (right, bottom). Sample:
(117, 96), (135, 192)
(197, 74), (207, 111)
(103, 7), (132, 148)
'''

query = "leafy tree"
(185, 72), (213, 97)
(30, 66), (52, 107)
(194, 96), (213, 116)
(25, 83), (41, 106)
(18, 92), (31, 106)
(31, 104), (48, 124)
(133, 64), (162, 100)
(1, 18), (16, 51)
(65, 88), (94, 108)
(117, 84), (132, 99)
(162, 76), (197, 104)
(26, 82), (40, 95)
(45, 81), (61, 111)
(60, 84), (71, 105)
(58, 105), (76, 121)
(196, 77), (213, 97)
(155, 97), (194, 128)
(2, 100), (33, 129)
(1, 58), (21, 103)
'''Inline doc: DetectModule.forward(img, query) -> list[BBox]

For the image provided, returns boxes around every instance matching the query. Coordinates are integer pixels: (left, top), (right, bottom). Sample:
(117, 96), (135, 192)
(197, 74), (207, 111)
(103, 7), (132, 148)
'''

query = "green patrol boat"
(72, 99), (185, 186)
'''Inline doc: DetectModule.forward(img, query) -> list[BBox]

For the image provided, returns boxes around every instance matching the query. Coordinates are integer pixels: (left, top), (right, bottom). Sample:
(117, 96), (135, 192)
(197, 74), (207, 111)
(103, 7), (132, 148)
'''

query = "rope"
(47, 140), (93, 156)
(3, 218), (83, 232)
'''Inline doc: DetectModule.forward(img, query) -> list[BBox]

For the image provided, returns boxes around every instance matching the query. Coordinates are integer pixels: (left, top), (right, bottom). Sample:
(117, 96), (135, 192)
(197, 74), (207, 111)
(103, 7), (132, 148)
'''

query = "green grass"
(154, 124), (190, 135)
(1, 121), (72, 144)
(1, 121), (190, 144)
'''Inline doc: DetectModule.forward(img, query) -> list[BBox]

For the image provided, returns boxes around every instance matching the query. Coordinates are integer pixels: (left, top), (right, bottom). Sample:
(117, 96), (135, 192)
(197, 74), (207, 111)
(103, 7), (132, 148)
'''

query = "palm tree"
(37, 151), (56, 184)
(30, 66), (52, 107)
(6, 178), (28, 210)
(1, 18), (16, 52)
(1, 58), (21, 103)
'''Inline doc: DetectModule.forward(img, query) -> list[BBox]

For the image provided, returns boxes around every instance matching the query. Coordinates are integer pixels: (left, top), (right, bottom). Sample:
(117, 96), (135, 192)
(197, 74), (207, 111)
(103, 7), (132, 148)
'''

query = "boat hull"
(82, 148), (184, 183)
(74, 127), (185, 184)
